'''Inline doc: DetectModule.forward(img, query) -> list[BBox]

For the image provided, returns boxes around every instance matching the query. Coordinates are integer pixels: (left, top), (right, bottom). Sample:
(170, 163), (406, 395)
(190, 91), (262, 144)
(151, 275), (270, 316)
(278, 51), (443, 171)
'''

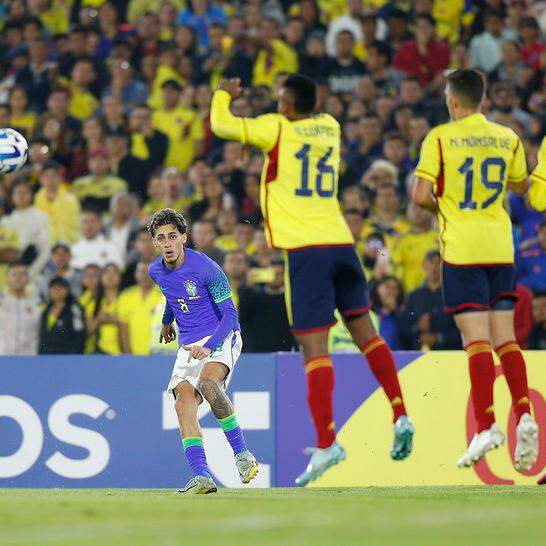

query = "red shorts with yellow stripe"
(284, 245), (370, 334)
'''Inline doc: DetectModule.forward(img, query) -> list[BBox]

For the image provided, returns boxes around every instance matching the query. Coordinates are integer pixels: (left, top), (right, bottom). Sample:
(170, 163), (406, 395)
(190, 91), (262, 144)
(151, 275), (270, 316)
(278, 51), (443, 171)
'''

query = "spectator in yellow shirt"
(152, 79), (204, 174)
(391, 202), (438, 294)
(65, 59), (99, 121)
(117, 261), (162, 354)
(34, 161), (81, 244)
(9, 86), (37, 137)
(252, 17), (298, 88)
(71, 147), (128, 213)
(0, 224), (21, 292)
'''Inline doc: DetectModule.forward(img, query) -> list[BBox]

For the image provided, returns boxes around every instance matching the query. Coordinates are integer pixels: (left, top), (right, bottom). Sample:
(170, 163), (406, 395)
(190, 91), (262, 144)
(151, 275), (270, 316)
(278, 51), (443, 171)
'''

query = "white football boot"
(514, 413), (539, 472)
(457, 423), (505, 468)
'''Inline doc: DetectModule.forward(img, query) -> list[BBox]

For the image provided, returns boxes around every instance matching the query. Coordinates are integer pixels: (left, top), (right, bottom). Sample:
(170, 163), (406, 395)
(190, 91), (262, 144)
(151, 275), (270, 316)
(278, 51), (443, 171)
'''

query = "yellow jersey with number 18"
(210, 90), (353, 250)
(415, 113), (527, 265)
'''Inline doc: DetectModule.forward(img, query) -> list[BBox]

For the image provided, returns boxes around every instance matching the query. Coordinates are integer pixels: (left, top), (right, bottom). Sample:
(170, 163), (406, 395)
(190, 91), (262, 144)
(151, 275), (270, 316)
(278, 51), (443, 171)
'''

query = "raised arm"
(210, 79), (280, 152)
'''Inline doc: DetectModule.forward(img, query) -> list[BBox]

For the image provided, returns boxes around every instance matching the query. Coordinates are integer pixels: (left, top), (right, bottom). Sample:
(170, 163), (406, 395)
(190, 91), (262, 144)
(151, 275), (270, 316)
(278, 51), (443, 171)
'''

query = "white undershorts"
(168, 330), (243, 396)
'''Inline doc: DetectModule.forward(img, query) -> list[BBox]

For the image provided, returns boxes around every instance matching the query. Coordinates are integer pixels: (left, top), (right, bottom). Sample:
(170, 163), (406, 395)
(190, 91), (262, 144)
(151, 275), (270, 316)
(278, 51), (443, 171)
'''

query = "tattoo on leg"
(198, 379), (234, 419)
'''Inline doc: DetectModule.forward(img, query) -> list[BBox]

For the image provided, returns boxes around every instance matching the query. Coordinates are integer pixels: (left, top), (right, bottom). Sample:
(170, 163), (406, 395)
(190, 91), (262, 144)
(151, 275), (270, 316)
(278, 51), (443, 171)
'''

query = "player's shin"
(182, 436), (212, 478)
(465, 340), (496, 432)
(218, 413), (247, 455)
(359, 337), (407, 422)
(495, 341), (531, 419)
(305, 356), (336, 448)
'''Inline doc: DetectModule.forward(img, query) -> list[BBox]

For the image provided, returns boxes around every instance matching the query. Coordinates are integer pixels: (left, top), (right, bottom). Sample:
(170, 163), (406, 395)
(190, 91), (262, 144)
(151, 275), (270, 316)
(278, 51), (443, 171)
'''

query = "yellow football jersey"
(529, 137), (546, 212)
(415, 113), (527, 265)
(211, 90), (353, 250)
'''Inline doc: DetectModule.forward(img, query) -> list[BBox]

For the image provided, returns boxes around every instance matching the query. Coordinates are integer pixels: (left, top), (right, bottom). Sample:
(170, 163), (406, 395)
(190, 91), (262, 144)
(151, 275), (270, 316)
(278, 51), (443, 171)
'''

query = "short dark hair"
(384, 130), (407, 145)
(446, 69), (485, 108)
(161, 79), (183, 92)
(368, 40), (392, 64)
(147, 208), (187, 237)
(416, 13), (436, 27)
(282, 74), (317, 114)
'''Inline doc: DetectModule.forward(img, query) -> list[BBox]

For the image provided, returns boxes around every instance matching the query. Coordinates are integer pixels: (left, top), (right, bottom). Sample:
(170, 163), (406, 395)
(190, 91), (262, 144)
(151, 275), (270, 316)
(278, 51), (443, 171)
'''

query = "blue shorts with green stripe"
(284, 245), (371, 334)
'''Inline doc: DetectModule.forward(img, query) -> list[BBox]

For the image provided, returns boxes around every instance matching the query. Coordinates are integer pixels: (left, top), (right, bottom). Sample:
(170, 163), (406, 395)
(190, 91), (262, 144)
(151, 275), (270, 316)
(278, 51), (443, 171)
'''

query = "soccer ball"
(0, 128), (29, 174)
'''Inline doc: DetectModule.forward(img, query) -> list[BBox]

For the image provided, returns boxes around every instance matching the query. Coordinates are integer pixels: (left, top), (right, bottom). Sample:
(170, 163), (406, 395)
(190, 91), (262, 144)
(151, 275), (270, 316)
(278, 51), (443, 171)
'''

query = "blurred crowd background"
(1, 0), (546, 357)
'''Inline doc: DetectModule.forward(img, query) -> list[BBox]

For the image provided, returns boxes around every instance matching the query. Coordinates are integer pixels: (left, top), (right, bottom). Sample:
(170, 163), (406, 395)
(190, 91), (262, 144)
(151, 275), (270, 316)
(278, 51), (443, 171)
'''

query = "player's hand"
(160, 324), (176, 344)
(183, 345), (212, 362)
(217, 78), (243, 99)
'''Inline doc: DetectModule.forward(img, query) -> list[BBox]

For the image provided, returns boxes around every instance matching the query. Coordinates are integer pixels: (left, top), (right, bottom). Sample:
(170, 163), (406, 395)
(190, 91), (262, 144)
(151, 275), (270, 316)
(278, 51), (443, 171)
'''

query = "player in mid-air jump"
(148, 208), (258, 494)
(211, 75), (414, 486)
(413, 69), (539, 470)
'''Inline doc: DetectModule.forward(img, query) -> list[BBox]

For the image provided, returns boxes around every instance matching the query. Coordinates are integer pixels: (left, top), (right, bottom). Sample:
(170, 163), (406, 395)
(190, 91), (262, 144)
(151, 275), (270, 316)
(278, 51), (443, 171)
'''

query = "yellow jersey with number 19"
(415, 113), (527, 265)
(210, 90), (353, 250)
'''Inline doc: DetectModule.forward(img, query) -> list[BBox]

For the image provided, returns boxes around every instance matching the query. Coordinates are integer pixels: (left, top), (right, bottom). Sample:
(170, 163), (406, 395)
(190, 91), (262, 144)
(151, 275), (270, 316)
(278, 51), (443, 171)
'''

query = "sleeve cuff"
(414, 169), (438, 184)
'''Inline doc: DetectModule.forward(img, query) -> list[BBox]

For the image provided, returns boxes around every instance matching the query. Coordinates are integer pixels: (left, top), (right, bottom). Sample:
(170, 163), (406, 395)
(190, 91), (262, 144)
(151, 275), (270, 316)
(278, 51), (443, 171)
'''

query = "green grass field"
(0, 487), (544, 546)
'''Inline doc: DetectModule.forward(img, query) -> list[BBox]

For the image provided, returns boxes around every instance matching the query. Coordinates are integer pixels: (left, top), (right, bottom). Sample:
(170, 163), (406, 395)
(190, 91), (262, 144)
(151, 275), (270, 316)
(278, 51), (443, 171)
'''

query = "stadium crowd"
(1, 0), (546, 356)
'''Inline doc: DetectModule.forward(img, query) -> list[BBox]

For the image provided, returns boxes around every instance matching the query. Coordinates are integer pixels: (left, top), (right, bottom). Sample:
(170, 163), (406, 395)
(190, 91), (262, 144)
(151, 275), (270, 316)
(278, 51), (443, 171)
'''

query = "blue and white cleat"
(391, 415), (414, 461)
(295, 441), (346, 486)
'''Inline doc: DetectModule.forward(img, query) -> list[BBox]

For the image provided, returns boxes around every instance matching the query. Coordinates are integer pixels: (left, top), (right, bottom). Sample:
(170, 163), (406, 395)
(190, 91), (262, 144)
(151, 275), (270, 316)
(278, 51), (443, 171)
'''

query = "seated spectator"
(87, 263), (124, 355)
(2, 177), (50, 280)
(122, 228), (158, 289)
(71, 147), (128, 213)
(518, 15), (545, 70)
(408, 115), (430, 165)
(216, 217), (256, 254)
(240, 173), (261, 223)
(9, 86), (36, 137)
(63, 58), (100, 121)
(152, 79), (204, 174)
(325, 0), (365, 57)
(188, 173), (228, 222)
(365, 40), (400, 97)
(529, 292), (546, 350)
(104, 193), (140, 265)
(399, 250), (461, 350)
(129, 104), (169, 172)
(371, 275), (404, 350)
(39, 243), (81, 301)
(382, 131), (412, 191)
(487, 82), (532, 136)
(101, 59), (148, 112)
(340, 185), (370, 216)
(39, 276), (85, 354)
(141, 175), (164, 217)
(34, 161), (81, 245)
(391, 202), (438, 294)
(222, 250), (248, 307)
(71, 209), (123, 270)
(490, 40), (525, 88)
(177, 0), (227, 48)
(393, 14), (450, 87)
(102, 95), (126, 134)
(191, 219), (224, 265)
(239, 260), (296, 352)
(105, 130), (151, 202)
(69, 116), (107, 178)
(361, 181), (410, 248)
(325, 30), (366, 98)
(0, 263), (41, 355)
(344, 208), (365, 250)
(252, 17), (298, 88)
(251, 229), (276, 268)
(517, 221), (546, 294)
(45, 87), (82, 148)
(79, 263), (101, 354)
(118, 260), (162, 354)
(469, 9), (511, 73)
(299, 32), (329, 83)
(346, 114), (384, 180)
(0, 213), (21, 292)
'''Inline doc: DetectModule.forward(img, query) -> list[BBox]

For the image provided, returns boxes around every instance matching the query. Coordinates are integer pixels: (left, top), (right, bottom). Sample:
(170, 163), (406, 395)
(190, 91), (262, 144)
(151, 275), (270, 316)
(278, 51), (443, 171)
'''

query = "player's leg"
(443, 263), (505, 467)
(487, 264), (538, 471)
(285, 248), (345, 486)
(335, 246), (413, 460)
(173, 381), (217, 494)
(198, 360), (258, 484)
(453, 310), (506, 467)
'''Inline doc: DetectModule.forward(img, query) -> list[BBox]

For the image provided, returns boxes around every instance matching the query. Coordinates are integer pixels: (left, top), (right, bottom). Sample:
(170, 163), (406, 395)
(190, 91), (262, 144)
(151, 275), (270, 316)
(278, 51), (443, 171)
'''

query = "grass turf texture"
(0, 487), (544, 546)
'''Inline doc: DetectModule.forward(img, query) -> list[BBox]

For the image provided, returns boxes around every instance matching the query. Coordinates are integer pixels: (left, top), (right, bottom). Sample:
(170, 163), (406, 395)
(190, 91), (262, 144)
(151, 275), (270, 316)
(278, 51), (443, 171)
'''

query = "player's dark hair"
(446, 69), (485, 108)
(147, 208), (188, 237)
(282, 74), (317, 114)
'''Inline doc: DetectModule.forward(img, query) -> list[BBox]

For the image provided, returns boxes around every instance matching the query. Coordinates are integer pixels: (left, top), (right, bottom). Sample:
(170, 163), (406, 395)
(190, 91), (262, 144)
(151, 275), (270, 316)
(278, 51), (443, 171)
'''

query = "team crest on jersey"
(184, 279), (199, 299)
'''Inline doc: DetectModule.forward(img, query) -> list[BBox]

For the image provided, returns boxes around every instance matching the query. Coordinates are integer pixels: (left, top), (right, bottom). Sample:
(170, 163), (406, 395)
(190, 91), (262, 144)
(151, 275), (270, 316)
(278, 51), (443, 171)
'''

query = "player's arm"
(507, 137), (528, 195)
(412, 130), (442, 213)
(183, 264), (238, 361)
(210, 79), (280, 152)
(160, 301), (176, 344)
(529, 138), (546, 211)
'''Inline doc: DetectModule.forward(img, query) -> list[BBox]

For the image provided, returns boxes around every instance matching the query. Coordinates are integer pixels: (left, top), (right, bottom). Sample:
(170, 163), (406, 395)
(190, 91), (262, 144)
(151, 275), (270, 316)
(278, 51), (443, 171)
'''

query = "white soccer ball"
(0, 128), (29, 174)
